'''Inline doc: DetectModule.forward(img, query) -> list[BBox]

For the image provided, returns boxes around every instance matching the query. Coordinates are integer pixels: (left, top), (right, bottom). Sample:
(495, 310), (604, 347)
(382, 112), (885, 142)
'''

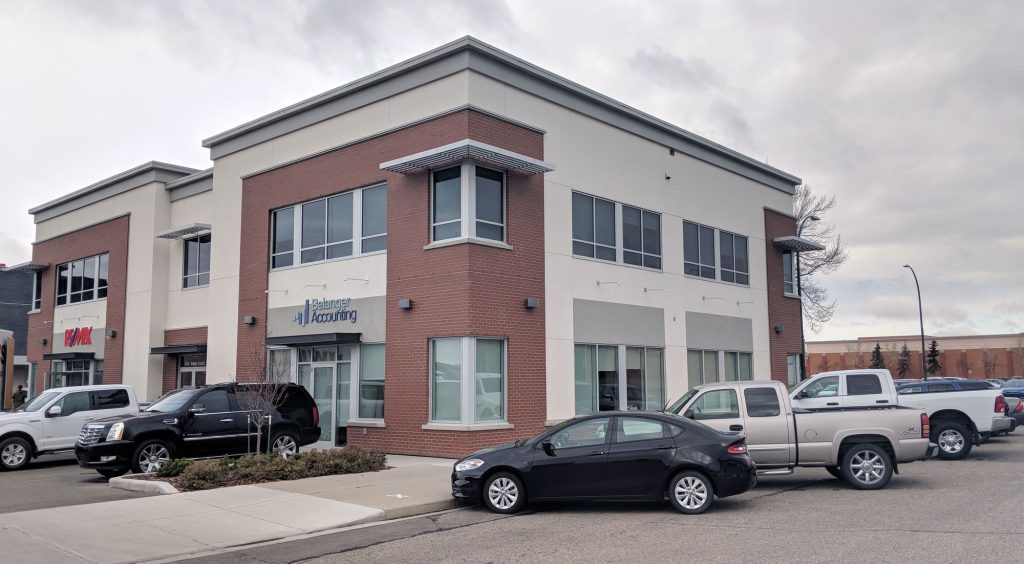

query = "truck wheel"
(0, 437), (32, 471)
(934, 421), (972, 460)
(825, 466), (842, 479)
(668, 470), (715, 514)
(131, 439), (174, 474)
(840, 444), (893, 490)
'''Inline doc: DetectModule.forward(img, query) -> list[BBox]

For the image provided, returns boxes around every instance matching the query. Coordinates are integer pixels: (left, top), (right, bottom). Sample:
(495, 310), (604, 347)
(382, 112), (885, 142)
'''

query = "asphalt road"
(0, 452), (152, 514)
(185, 432), (1024, 564)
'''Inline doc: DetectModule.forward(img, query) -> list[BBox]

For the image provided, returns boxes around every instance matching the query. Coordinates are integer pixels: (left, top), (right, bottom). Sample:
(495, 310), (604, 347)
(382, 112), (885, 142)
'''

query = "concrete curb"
(109, 475), (179, 494)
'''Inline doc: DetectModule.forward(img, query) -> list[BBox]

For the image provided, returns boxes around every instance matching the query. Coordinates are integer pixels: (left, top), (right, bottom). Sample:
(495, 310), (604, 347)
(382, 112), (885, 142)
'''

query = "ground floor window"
(787, 354), (801, 386)
(429, 337), (506, 424)
(178, 355), (207, 387)
(48, 359), (102, 388)
(724, 352), (753, 381)
(687, 349), (719, 388)
(575, 344), (664, 414)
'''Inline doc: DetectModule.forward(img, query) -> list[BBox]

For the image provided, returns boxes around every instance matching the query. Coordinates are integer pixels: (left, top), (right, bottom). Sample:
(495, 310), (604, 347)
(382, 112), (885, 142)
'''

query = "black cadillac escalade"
(75, 382), (321, 477)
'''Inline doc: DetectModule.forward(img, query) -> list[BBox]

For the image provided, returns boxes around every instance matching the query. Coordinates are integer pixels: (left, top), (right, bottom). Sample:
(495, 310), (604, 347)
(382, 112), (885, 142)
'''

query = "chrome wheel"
(849, 450), (886, 485)
(488, 477), (519, 510)
(138, 444), (170, 473)
(674, 476), (708, 510)
(272, 435), (298, 458)
(938, 429), (965, 454)
(1, 443), (27, 468)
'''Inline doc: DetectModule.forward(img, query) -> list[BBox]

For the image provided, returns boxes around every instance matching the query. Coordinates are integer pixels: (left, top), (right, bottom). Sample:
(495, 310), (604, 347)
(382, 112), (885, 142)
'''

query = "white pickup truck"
(0, 385), (139, 471)
(791, 369), (1012, 460)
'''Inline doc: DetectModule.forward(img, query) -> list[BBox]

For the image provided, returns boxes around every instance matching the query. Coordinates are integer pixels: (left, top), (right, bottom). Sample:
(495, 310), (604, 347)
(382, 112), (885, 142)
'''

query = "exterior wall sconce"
(264, 289), (288, 295)
(105, 330), (117, 339)
(596, 281), (620, 286)
(524, 298), (540, 309)
(774, 325), (784, 334)
(398, 299), (413, 310)
(702, 296), (723, 302)
(243, 316), (257, 325)
(736, 300), (755, 306)
(39, 338), (48, 346)
(643, 287), (664, 293)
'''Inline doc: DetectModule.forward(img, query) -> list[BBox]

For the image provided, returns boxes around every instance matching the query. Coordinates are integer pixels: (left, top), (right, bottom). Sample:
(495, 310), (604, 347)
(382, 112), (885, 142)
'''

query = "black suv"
(75, 382), (321, 477)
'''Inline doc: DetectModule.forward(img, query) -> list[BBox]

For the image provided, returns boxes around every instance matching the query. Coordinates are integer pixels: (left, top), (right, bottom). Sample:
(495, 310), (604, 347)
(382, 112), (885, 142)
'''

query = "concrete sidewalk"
(0, 455), (456, 564)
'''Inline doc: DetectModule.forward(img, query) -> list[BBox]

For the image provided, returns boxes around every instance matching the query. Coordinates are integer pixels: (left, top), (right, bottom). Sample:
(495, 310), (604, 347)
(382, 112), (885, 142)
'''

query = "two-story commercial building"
(19, 37), (817, 457)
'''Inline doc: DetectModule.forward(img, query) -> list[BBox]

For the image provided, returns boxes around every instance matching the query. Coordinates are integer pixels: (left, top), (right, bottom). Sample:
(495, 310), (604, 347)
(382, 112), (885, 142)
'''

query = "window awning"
(773, 236), (825, 253)
(43, 352), (95, 361)
(265, 333), (362, 347)
(155, 223), (211, 240)
(151, 344), (207, 355)
(379, 139), (555, 175)
(3, 261), (49, 273)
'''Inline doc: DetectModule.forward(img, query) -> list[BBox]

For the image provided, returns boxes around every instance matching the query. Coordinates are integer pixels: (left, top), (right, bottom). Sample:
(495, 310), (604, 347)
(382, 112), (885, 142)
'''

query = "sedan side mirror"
(188, 404), (206, 416)
(46, 405), (62, 417)
(541, 441), (555, 456)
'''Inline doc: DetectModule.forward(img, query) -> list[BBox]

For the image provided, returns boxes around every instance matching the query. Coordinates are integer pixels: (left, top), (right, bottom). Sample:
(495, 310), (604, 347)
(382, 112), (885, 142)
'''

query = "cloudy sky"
(2, 1), (1021, 341)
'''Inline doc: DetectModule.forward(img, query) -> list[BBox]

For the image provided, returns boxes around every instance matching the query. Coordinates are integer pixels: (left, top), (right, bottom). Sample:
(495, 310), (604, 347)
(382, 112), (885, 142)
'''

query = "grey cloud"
(629, 47), (723, 92)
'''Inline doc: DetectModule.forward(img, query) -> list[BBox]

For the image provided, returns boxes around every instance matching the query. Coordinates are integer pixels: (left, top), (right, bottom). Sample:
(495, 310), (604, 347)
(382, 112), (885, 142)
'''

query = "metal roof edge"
(29, 161), (199, 215)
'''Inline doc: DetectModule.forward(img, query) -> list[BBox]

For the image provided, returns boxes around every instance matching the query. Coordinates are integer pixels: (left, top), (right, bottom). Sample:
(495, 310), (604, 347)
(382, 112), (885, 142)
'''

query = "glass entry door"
(295, 345), (352, 448)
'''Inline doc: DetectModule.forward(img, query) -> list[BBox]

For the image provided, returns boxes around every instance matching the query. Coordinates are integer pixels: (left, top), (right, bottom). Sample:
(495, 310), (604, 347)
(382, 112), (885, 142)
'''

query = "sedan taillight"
(1015, 402), (1023, 413)
(727, 443), (748, 455)
(312, 406), (319, 427)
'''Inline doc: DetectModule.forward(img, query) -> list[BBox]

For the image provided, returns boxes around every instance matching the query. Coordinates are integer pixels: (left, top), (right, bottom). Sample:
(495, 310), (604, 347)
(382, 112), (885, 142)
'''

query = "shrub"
(176, 459), (227, 491)
(156, 458), (193, 478)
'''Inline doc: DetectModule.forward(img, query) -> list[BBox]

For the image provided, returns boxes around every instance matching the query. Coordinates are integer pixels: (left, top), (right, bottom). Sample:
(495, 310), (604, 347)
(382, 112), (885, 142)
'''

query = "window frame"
(428, 337), (508, 425)
(31, 271), (42, 311)
(783, 251), (798, 296)
(724, 351), (753, 381)
(571, 191), (617, 262)
(571, 191), (663, 271)
(574, 343), (665, 414)
(356, 342), (385, 421)
(182, 233), (212, 289)
(683, 220), (717, 279)
(718, 230), (749, 286)
(430, 162), (507, 244)
(55, 253), (109, 306)
(687, 349), (721, 388)
(269, 183), (387, 270)
(621, 205), (663, 270)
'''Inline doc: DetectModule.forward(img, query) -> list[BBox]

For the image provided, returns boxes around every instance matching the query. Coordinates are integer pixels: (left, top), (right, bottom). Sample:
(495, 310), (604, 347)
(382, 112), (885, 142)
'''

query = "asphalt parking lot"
(188, 432), (1024, 564)
(0, 453), (152, 514)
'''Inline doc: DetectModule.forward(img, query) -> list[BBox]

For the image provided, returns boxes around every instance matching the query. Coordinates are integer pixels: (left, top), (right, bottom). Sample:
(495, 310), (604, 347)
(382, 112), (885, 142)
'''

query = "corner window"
(572, 192), (616, 261)
(358, 343), (385, 419)
(622, 205), (662, 269)
(683, 221), (716, 279)
(719, 231), (749, 285)
(687, 349), (719, 388)
(55, 254), (108, 306)
(431, 163), (506, 243)
(32, 271), (42, 310)
(183, 234), (211, 288)
(724, 351), (753, 381)
(270, 184), (387, 269)
(429, 337), (506, 424)
(783, 251), (797, 295)
(575, 343), (664, 414)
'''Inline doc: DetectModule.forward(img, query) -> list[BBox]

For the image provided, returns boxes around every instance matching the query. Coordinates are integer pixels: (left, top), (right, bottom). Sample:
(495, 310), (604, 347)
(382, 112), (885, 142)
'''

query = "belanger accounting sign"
(64, 326), (93, 347)
(292, 298), (358, 327)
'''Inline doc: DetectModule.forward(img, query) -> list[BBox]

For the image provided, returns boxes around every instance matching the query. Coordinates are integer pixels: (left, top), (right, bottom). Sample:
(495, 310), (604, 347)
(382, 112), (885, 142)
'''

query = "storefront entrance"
(178, 355), (207, 388)
(294, 345), (351, 448)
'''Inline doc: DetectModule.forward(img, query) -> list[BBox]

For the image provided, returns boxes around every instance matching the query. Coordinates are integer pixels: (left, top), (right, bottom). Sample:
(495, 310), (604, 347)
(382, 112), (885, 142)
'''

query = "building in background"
(807, 333), (1024, 380)
(0, 267), (33, 407)
(21, 37), (816, 456)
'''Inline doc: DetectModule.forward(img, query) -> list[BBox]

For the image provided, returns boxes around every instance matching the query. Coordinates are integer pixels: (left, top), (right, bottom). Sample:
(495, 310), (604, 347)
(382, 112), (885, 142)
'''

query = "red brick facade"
(160, 327), (209, 394)
(763, 208), (804, 383)
(808, 338), (1024, 379)
(26, 215), (130, 392)
(239, 109), (547, 457)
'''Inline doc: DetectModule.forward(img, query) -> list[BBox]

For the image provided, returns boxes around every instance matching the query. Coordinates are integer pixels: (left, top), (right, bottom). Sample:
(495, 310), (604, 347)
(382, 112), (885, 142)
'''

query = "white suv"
(0, 385), (139, 470)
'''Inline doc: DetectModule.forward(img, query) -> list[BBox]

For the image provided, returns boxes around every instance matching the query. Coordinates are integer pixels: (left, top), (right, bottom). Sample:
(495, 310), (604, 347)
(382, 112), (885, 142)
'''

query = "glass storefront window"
(597, 346), (618, 411)
(576, 344), (664, 414)
(431, 338), (462, 422)
(574, 345), (596, 414)
(474, 339), (504, 422)
(358, 344), (385, 419)
(50, 360), (95, 388)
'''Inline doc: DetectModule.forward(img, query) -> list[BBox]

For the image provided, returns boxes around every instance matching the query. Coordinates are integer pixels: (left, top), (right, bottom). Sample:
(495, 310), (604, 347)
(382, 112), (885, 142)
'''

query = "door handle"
(875, 400), (889, 404)
(219, 418), (233, 423)
(586, 450), (606, 456)
(729, 424), (744, 431)
(655, 445), (674, 450)
(826, 402), (839, 406)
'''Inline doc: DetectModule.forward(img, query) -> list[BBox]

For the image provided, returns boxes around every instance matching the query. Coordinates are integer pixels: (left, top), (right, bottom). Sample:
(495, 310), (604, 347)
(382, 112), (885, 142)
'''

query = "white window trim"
(430, 162), (507, 245)
(571, 191), (663, 271)
(270, 183), (387, 270)
(427, 337), (508, 426)
(55, 253), (109, 307)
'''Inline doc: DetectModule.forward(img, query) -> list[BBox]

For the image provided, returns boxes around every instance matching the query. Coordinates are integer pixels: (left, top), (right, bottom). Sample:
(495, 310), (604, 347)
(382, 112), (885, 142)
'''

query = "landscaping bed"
(123, 446), (387, 491)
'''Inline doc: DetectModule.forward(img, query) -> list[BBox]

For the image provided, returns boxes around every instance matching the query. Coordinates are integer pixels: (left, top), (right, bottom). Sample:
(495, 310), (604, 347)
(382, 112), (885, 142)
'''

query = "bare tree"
(1015, 336), (1024, 375)
(980, 346), (999, 378)
(844, 342), (866, 369)
(884, 342), (901, 375)
(795, 185), (850, 334)
(235, 345), (290, 455)
(956, 354), (970, 378)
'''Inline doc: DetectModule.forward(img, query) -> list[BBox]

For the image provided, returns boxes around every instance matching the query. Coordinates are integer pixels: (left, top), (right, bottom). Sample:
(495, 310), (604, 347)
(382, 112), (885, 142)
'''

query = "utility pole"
(903, 264), (928, 380)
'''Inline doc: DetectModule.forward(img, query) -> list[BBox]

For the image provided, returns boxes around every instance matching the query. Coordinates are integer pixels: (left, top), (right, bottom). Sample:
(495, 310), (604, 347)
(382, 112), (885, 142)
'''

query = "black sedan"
(451, 411), (755, 515)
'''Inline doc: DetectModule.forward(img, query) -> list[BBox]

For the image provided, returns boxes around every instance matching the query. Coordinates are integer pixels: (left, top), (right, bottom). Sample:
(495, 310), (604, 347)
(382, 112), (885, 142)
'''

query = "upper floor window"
(271, 184), (387, 270)
(56, 253), (108, 306)
(719, 231), (749, 285)
(572, 191), (662, 270)
(783, 251), (797, 295)
(32, 271), (42, 310)
(183, 234), (211, 288)
(431, 163), (506, 243)
(683, 221), (716, 279)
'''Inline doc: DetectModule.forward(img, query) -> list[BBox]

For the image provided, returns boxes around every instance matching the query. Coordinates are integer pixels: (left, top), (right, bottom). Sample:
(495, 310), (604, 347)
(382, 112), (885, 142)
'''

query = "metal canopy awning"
(43, 352), (95, 361)
(151, 344), (207, 355)
(379, 139), (555, 175)
(773, 236), (826, 253)
(266, 333), (362, 347)
(2, 261), (50, 273)
(155, 223), (212, 240)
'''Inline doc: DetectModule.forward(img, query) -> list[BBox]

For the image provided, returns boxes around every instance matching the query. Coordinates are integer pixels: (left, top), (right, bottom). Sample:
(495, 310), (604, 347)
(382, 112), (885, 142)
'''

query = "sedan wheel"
(840, 443), (893, 490)
(668, 471), (714, 514)
(0, 438), (30, 471)
(482, 472), (525, 514)
(271, 433), (298, 458)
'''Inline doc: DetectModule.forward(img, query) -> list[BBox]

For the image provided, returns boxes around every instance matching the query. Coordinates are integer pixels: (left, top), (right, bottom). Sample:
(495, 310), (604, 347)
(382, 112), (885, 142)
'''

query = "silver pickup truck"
(666, 380), (938, 490)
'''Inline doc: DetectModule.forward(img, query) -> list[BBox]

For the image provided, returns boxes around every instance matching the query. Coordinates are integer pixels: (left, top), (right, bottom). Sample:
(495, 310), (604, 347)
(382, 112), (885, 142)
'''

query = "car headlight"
(455, 459), (485, 472)
(106, 422), (124, 441)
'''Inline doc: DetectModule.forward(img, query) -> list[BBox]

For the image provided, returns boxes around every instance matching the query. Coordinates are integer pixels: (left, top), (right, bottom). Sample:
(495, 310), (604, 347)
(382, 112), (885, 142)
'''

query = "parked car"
(999, 378), (1024, 399)
(1005, 397), (1024, 431)
(984, 379), (1005, 387)
(791, 369), (1013, 460)
(75, 382), (320, 477)
(897, 380), (998, 393)
(0, 385), (139, 471)
(667, 380), (935, 490)
(451, 411), (755, 515)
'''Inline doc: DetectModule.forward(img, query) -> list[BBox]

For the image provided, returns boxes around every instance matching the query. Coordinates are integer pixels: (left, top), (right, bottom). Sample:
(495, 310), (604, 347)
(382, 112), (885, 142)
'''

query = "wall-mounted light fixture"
(105, 330), (117, 339)
(303, 283), (326, 289)
(702, 296), (723, 302)
(264, 289), (288, 295)
(345, 277), (369, 283)
(524, 298), (540, 309)
(736, 300), (755, 306)
(42, 320), (53, 325)
(39, 338), (48, 346)
(596, 281), (620, 287)
(397, 299), (413, 310)
(243, 316), (257, 325)
(774, 325), (784, 334)
(643, 287), (664, 293)
(664, 173), (671, 181)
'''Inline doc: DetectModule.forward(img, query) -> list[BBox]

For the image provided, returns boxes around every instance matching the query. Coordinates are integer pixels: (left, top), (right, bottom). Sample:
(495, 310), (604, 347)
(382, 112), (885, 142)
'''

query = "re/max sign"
(64, 326), (93, 347)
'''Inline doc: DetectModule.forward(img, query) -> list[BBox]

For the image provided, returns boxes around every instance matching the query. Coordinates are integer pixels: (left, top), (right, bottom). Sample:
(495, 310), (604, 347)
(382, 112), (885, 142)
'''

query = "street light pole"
(903, 264), (928, 380)
(796, 214), (820, 381)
